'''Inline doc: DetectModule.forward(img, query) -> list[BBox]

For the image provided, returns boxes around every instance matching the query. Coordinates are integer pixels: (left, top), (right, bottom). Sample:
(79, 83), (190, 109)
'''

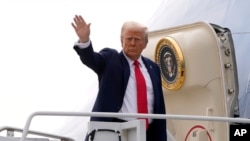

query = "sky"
(0, 0), (250, 141)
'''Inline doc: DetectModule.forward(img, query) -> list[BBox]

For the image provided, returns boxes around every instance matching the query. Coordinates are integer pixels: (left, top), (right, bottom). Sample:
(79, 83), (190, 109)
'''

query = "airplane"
(1, 21), (249, 141)
(1, 0), (250, 141)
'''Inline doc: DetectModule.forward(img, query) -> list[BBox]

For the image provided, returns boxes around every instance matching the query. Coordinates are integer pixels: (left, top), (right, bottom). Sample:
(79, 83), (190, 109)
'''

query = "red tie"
(134, 60), (149, 129)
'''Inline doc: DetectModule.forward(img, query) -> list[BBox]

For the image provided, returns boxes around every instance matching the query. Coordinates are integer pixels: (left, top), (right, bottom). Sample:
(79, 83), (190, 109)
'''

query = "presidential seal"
(155, 37), (185, 90)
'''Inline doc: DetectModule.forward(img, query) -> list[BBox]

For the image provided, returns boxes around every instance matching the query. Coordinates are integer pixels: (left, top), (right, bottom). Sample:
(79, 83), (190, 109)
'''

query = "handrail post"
(20, 112), (37, 141)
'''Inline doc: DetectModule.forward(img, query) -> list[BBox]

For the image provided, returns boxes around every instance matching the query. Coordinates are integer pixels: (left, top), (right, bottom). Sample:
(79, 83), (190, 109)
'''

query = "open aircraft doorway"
(143, 21), (239, 141)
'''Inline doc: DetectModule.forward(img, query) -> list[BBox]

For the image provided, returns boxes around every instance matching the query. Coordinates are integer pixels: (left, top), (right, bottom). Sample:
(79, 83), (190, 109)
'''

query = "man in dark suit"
(71, 15), (167, 141)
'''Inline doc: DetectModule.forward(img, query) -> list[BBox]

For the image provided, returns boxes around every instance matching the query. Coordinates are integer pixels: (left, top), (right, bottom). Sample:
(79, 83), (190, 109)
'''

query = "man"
(71, 15), (167, 141)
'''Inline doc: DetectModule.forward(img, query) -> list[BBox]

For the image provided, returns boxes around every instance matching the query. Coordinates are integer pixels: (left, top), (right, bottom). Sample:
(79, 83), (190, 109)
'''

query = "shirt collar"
(122, 51), (143, 67)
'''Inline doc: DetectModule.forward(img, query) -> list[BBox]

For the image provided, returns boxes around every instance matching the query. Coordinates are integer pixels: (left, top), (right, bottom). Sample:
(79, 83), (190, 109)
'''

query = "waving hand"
(71, 15), (91, 43)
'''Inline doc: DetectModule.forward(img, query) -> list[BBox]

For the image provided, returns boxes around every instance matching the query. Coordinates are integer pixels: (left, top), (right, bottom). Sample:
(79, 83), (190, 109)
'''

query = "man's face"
(121, 29), (147, 60)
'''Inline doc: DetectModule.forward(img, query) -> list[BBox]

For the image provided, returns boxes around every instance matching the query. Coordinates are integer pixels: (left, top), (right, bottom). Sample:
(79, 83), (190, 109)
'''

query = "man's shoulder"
(142, 56), (157, 65)
(100, 47), (119, 54)
(99, 47), (123, 60)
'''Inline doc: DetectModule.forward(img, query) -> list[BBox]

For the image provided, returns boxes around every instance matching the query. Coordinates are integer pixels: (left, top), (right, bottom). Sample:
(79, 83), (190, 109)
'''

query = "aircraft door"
(143, 22), (239, 141)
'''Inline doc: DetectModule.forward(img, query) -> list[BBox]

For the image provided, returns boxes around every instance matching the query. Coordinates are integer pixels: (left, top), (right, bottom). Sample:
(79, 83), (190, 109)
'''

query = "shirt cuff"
(74, 40), (91, 49)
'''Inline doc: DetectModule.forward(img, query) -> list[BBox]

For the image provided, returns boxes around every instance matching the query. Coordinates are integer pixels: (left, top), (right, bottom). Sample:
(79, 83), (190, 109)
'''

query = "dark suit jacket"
(74, 42), (167, 141)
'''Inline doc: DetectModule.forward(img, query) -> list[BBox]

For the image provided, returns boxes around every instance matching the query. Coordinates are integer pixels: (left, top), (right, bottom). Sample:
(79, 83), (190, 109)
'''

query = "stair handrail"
(0, 126), (74, 141)
(20, 111), (250, 141)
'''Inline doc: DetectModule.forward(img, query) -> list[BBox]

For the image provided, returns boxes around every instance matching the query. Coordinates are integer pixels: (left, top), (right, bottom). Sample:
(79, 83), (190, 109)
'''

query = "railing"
(20, 111), (250, 141)
(0, 126), (74, 141)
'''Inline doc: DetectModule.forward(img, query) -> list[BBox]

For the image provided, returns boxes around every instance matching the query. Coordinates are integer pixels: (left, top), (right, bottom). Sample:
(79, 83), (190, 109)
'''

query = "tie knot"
(134, 60), (139, 67)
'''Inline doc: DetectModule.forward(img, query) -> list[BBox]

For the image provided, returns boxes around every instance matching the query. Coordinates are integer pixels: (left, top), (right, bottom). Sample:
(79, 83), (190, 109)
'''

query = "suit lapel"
(142, 57), (158, 94)
(120, 52), (130, 94)
(142, 57), (155, 78)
